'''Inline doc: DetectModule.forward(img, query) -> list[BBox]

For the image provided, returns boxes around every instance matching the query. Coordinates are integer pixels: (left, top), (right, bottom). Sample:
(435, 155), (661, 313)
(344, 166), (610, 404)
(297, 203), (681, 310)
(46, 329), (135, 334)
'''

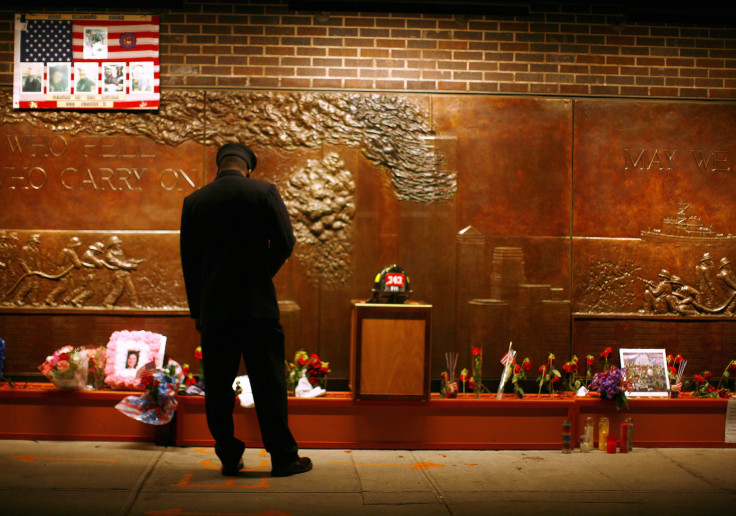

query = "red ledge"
(2, 384), (734, 449)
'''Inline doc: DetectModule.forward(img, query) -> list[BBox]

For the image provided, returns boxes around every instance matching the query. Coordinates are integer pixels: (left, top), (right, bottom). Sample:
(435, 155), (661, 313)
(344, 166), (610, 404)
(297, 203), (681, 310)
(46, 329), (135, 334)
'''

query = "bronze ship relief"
(641, 202), (736, 246)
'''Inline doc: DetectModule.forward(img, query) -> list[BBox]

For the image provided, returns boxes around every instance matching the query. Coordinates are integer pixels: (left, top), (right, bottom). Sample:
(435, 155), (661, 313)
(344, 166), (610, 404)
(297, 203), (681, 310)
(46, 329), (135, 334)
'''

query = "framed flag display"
(13, 13), (160, 110)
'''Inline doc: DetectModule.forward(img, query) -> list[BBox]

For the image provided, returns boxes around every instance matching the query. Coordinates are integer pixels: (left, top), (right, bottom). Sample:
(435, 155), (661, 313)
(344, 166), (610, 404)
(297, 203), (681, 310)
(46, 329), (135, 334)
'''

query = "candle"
(607, 434), (617, 454)
(620, 422), (629, 453)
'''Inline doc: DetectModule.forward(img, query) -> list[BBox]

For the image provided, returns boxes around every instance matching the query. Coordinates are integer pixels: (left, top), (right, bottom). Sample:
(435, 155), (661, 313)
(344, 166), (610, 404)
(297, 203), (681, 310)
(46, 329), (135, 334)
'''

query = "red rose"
(586, 355), (594, 366)
(140, 375), (154, 387)
(538, 365), (546, 375)
(562, 363), (571, 373)
(693, 374), (705, 385)
(308, 354), (321, 368)
(674, 354), (684, 365)
(600, 347), (612, 358)
(703, 371), (712, 380)
(194, 347), (203, 360)
(666, 354), (674, 365)
(668, 366), (676, 375)
(468, 378), (476, 390)
(522, 359), (532, 371)
(551, 374), (561, 384)
(471, 347), (482, 357)
(728, 361), (736, 373)
(185, 375), (197, 386)
(440, 372), (449, 381)
(514, 363), (521, 374)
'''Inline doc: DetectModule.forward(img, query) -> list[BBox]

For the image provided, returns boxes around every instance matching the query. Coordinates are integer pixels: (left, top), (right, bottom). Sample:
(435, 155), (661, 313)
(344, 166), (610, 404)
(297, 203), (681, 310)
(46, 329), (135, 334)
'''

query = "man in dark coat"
(179, 142), (311, 477)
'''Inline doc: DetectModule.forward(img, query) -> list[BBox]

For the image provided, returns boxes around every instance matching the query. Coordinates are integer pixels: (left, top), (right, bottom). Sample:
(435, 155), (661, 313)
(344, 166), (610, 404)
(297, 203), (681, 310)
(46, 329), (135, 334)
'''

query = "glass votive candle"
(607, 434), (617, 454)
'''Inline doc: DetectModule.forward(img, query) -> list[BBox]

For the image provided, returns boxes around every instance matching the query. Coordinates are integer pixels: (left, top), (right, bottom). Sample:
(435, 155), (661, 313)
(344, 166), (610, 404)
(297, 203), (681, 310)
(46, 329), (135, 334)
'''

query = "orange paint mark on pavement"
(173, 473), (271, 489)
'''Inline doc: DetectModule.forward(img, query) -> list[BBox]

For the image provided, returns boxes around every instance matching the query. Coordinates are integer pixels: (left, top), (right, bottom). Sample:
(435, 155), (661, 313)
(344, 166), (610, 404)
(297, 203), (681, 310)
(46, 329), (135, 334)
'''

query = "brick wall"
(0, 1), (735, 98)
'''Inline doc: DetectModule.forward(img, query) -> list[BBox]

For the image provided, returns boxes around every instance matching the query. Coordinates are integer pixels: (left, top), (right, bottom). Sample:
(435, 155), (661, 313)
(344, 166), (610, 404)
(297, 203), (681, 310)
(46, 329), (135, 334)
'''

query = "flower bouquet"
(306, 352), (331, 389)
(286, 350), (310, 394)
(38, 345), (89, 390)
(286, 350), (330, 395)
(115, 360), (183, 425)
(588, 366), (632, 410)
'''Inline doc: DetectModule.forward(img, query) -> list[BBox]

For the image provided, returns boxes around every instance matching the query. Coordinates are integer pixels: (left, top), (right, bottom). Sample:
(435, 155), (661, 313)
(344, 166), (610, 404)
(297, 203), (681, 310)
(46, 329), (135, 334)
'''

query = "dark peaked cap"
(216, 142), (257, 171)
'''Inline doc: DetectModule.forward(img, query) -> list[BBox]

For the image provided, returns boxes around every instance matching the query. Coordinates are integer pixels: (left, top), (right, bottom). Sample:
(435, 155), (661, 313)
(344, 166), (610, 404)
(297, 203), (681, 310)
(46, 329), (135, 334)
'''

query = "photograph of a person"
(83, 27), (107, 59)
(103, 63), (125, 93)
(619, 348), (670, 397)
(75, 63), (98, 94)
(130, 62), (154, 93)
(20, 62), (43, 93)
(126, 350), (140, 370)
(47, 63), (70, 93)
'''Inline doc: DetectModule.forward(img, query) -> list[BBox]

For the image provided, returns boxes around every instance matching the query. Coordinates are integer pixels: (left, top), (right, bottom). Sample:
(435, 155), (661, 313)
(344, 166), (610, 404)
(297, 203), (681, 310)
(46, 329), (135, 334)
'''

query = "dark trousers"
(200, 318), (298, 467)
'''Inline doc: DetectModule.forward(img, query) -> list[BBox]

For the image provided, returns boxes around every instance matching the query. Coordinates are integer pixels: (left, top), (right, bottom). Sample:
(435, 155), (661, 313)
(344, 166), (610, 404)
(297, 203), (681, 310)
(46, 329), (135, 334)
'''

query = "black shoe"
(271, 457), (312, 477)
(221, 457), (244, 477)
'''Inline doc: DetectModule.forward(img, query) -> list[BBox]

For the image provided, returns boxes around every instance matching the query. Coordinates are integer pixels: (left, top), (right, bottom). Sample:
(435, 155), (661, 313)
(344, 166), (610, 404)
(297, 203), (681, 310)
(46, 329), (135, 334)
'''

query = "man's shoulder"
(185, 175), (275, 200)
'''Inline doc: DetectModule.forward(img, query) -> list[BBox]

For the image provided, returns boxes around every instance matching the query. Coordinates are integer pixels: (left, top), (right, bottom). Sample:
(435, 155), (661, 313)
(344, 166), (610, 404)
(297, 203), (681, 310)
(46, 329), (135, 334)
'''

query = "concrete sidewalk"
(1, 439), (735, 515)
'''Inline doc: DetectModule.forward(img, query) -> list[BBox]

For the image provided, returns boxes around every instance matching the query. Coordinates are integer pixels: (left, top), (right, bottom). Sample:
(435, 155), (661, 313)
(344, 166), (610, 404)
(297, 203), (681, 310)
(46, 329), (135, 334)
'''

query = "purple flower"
(589, 367), (628, 400)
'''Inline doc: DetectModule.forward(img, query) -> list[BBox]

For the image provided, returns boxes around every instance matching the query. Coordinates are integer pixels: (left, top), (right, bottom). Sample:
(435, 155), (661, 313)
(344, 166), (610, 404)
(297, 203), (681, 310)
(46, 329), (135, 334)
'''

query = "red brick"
(408, 80), (440, 90)
(375, 79), (406, 89)
(439, 41), (468, 50)
(280, 78), (312, 88)
(499, 82), (530, 92)
(437, 80), (469, 91)
(677, 87), (708, 98)
(590, 85), (619, 95)
(297, 67), (327, 77)
(560, 84), (589, 94)
(529, 83), (560, 94)
(344, 79), (377, 88)
(649, 87), (679, 97)
(391, 69), (421, 79)
(360, 49), (390, 58)
(313, 78), (343, 88)
(249, 77), (281, 88)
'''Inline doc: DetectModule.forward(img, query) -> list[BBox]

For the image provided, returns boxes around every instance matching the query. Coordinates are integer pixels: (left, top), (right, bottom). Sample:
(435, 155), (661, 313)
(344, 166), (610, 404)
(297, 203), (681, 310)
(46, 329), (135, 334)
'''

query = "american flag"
(135, 359), (157, 379)
(14, 13), (159, 109)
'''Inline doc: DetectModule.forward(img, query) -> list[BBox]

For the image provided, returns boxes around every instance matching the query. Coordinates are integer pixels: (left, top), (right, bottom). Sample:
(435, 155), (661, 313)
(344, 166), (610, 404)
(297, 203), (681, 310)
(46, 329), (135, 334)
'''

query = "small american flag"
(500, 350), (515, 366)
(135, 360), (157, 379)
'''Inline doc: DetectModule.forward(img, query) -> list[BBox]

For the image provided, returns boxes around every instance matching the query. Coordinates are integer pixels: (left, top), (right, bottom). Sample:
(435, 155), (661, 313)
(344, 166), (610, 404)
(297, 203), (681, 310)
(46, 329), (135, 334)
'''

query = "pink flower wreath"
(104, 330), (166, 390)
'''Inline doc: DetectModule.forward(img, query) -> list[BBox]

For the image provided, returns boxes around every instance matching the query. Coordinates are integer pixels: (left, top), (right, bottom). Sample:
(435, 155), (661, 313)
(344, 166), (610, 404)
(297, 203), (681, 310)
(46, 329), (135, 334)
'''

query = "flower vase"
(51, 353), (89, 390)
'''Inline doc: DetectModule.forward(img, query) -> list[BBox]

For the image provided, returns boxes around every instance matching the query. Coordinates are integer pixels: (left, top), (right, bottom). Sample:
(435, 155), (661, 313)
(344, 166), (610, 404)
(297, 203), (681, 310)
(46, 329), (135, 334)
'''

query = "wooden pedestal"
(350, 301), (432, 401)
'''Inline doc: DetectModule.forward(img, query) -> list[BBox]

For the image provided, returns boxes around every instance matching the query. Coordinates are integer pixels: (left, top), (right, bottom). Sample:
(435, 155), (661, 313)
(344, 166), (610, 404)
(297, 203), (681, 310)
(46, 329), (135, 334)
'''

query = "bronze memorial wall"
(1, 89), (735, 381)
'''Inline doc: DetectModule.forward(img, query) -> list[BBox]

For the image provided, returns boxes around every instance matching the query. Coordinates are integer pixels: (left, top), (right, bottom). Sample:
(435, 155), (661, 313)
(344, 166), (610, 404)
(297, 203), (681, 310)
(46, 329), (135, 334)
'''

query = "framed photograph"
(83, 26), (108, 59)
(20, 62), (43, 93)
(102, 62), (126, 94)
(104, 330), (166, 390)
(74, 62), (98, 94)
(47, 62), (71, 94)
(619, 348), (670, 397)
(130, 62), (154, 93)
